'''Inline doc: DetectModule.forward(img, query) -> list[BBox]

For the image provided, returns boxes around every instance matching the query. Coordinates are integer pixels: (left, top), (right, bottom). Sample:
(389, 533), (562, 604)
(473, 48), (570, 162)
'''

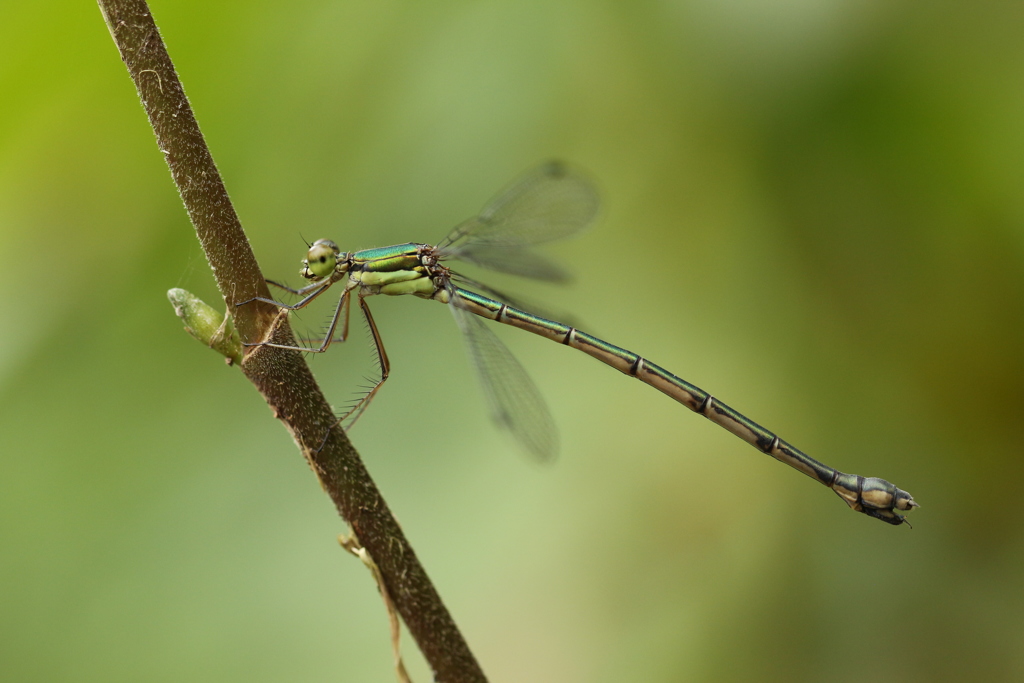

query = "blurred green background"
(2, 1), (1021, 681)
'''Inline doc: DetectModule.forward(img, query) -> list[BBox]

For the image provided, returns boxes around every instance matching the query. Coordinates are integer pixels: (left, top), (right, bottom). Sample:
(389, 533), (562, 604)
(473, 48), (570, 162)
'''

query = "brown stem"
(96, 2), (486, 681)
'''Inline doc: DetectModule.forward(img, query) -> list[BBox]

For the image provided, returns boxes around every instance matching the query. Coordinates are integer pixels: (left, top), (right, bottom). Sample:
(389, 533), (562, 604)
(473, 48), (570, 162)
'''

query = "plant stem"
(97, 2), (486, 680)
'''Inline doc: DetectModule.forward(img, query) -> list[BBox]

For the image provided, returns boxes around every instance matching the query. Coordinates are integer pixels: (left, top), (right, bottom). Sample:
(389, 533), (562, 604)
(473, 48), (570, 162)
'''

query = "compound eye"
(303, 240), (338, 279)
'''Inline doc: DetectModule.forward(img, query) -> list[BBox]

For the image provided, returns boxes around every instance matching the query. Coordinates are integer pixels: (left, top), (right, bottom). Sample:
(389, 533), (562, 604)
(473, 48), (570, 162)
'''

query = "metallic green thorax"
(351, 243), (423, 273)
(345, 243), (438, 297)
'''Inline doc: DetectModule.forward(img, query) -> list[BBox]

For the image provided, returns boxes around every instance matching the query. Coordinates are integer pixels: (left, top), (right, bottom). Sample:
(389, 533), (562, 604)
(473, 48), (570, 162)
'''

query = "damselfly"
(241, 162), (917, 525)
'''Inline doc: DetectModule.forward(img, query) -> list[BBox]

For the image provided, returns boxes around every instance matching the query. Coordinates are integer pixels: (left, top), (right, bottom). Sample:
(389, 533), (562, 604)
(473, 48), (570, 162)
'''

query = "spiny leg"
(342, 296), (392, 427)
(245, 288), (352, 353)
(292, 286), (357, 347)
(266, 279), (326, 297)
(236, 279), (334, 311)
(318, 296), (392, 451)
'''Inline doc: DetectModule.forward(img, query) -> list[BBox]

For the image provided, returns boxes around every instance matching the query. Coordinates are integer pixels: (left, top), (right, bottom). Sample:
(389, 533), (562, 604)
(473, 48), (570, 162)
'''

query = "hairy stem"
(97, 2), (485, 680)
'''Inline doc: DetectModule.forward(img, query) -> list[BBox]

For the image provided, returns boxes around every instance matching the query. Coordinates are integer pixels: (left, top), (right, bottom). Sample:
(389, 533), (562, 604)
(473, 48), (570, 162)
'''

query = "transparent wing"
(452, 245), (571, 282)
(437, 161), (599, 278)
(449, 290), (558, 461)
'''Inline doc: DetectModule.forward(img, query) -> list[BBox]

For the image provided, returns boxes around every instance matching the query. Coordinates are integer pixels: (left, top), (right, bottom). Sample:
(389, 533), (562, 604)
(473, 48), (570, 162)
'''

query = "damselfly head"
(301, 239), (345, 280)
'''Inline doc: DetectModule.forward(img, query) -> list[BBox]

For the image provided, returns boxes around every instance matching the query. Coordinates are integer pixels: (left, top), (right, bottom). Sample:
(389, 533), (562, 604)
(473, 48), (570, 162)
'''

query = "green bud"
(167, 288), (243, 365)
